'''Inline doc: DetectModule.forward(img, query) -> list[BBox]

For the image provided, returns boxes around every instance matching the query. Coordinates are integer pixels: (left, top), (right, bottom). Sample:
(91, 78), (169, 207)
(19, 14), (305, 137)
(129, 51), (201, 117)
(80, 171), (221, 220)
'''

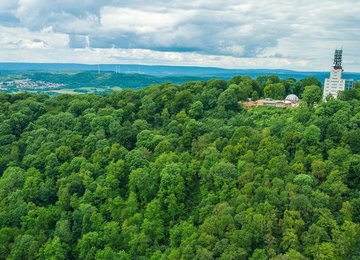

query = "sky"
(0, 0), (359, 71)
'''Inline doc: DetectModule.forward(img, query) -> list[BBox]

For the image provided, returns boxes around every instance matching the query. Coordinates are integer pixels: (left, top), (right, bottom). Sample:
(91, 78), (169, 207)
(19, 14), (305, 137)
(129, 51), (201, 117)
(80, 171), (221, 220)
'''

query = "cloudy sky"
(0, 0), (359, 71)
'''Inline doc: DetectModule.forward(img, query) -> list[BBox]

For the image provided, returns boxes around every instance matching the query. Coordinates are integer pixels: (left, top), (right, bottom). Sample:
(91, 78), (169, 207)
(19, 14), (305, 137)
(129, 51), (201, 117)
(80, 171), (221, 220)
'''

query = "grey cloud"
(262, 53), (299, 59)
(0, 0), (296, 57)
(0, 0), (359, 61)
(85, 5), (293, 57)
(68, 34), (89, 48)
(33, 39), (44, 43)
(5, 38), (47, 49)
(0, 12), (20, 26)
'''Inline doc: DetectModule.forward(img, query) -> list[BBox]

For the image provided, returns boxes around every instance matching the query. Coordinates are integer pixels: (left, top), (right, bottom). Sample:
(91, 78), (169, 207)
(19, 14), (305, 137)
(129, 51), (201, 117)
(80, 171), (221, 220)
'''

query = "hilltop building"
(345, 79), (354, 90)
(285, 94), (299, 103)
(323, 49), (354, 99)
(242, 95), (300, 108)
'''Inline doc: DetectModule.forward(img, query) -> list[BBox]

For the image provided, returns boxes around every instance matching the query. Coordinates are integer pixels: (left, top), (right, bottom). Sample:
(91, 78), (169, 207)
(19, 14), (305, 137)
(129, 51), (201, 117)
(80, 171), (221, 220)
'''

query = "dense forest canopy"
(0, 75), (360, 259)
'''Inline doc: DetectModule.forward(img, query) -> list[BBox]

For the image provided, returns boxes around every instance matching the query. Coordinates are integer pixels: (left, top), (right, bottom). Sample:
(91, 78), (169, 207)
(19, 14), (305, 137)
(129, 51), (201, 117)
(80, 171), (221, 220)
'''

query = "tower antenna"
(333, 49), (342, 70)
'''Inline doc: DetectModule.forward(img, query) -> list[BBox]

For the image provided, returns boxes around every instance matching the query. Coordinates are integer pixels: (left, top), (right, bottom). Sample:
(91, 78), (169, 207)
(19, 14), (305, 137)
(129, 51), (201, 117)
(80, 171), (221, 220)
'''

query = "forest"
(0, 75), (360, 259)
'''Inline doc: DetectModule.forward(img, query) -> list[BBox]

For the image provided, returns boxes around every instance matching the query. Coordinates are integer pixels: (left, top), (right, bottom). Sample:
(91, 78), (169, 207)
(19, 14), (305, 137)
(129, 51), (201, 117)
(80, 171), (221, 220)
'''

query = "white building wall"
(323, 68), (345, 99)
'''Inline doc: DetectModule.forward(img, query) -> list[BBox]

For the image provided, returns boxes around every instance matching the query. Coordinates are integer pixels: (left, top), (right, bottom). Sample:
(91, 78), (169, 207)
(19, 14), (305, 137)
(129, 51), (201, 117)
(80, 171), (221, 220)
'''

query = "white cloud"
(0, 26), (68, 49)
(0, 0), (19, 11)
(0, 0), (359, 70)
(100, 7), (192, 33)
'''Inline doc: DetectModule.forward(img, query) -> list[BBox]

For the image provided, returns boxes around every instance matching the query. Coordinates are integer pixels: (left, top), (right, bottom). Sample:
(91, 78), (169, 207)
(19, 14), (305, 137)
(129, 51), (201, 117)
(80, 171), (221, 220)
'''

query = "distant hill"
(1, 62), (359, 82)
(25, 71), (209, 89)
(0, 71), (210, 90)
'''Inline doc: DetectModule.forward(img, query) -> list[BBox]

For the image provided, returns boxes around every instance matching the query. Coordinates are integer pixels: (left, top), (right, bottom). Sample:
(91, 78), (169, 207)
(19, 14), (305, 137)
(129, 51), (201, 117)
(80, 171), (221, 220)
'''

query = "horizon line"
(1, 61), (359, 74)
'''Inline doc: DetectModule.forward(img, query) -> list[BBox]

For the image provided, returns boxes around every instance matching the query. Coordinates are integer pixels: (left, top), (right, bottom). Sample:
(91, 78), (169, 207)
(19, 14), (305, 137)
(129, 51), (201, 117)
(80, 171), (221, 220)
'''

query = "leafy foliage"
(0, 75), (359, 259)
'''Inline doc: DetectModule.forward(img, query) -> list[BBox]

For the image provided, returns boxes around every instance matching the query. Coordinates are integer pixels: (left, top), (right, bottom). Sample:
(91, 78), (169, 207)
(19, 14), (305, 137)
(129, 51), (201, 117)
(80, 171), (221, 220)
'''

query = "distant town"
(0, 79), (65, 90)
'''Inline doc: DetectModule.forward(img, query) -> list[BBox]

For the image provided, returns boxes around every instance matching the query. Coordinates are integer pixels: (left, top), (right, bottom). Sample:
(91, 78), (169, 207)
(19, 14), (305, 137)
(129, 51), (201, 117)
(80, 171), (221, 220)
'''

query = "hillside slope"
(0, 77), (359, 259)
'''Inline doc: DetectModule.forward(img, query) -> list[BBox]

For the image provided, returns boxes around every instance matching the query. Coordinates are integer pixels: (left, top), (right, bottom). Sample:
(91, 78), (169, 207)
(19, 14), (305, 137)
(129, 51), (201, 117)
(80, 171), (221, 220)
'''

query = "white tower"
(323, 49), (345, 99)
